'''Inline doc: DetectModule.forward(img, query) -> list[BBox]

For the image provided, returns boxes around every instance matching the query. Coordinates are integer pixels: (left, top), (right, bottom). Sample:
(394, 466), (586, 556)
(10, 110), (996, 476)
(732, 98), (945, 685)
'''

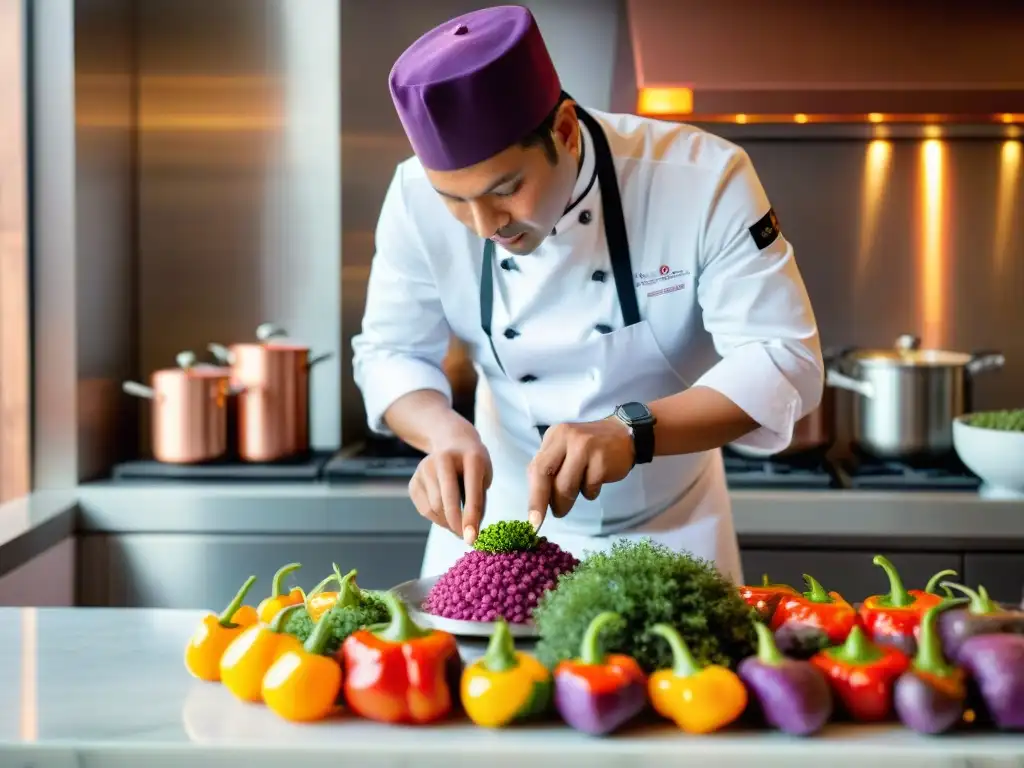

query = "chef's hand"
(526, 417), (635, 530)
(409, 428), (493, 545)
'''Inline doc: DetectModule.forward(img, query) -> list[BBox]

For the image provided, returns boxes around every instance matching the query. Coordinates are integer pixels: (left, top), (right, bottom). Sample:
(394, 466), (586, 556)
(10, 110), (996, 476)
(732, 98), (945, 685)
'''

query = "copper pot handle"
(207, 343), (235, 366)
(256, 322), (288, 342)
(307, 352), (333, 368)
(123, 381), (160, 401)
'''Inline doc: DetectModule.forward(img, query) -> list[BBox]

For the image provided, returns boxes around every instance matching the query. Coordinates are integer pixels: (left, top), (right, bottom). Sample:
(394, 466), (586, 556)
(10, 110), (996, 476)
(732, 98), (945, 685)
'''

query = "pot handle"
(256, 322), (288, 342)
(207, 343), (235, 366)
(826, 368), (875, 399)
(895, 334), (921, 351)
(307, 351), (334, 368)
(966, 350), (1005, 375)
(122, 381), (157, 400)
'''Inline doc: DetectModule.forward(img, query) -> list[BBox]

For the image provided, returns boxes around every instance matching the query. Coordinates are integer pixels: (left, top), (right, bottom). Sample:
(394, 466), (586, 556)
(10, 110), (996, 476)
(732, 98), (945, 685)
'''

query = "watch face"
(619, 402), (649, 421)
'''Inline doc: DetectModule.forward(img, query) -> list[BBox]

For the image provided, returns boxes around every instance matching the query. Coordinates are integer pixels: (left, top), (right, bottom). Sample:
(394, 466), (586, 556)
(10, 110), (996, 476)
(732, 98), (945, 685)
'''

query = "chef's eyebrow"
(432, 171), (520, 202)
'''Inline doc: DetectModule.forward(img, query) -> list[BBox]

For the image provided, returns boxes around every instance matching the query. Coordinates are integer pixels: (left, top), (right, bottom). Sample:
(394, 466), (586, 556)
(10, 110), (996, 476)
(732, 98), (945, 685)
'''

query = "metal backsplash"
(339, 2), (1024, 445)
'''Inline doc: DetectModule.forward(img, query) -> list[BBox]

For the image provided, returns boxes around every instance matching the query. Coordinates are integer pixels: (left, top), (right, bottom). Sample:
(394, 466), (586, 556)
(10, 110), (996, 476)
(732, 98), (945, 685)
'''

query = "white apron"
(420, 105), (743, 586)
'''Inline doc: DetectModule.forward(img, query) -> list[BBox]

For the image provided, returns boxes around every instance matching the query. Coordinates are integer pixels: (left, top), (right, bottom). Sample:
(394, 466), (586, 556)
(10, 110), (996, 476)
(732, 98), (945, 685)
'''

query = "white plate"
(389, 576), (540, 639)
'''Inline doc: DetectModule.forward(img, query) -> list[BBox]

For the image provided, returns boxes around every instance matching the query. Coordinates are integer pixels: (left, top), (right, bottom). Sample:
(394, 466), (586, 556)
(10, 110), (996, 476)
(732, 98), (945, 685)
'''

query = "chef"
(352, 5), (823, 585)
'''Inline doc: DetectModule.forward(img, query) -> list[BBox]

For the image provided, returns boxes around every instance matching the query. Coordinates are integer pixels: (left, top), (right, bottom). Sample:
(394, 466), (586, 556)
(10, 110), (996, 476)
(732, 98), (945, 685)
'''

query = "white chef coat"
(351, 106), (824, 584)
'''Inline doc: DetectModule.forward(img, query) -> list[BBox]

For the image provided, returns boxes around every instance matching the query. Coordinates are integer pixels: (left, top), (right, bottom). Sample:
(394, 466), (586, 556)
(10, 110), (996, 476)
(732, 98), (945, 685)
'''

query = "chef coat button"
(503, 327), (519, 340)
(500, 257), (516, 271)
(595, 324), (613, 334)
(591, 269), (607, 282)
(579, 210), (592, 225)
(519, 374), (537, 383)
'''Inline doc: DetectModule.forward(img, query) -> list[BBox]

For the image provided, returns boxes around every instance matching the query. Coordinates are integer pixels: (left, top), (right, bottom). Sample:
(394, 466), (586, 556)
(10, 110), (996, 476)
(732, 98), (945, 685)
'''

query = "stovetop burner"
(722, 448), (841, 489)
(840, 453), (981, 491)
(323, 438), (424, 482)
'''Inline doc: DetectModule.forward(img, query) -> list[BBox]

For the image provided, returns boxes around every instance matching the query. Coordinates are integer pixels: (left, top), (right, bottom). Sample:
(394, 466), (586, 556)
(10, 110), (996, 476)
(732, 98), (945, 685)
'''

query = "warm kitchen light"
(868, 113), (884, 123)
(919, 140), (947, 349)
(995, 140), (1022, 277)
(735, 114), (748, 124)
(923, 125), (943, 139)
(636, 87), (693, 116)
(856, 140), (893, 291)
(794, 113), (809, 124)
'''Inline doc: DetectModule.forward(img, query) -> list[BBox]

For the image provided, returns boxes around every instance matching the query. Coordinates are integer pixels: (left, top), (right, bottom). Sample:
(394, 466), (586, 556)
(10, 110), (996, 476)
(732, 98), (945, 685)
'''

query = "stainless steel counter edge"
(1, 482), (1023, 581)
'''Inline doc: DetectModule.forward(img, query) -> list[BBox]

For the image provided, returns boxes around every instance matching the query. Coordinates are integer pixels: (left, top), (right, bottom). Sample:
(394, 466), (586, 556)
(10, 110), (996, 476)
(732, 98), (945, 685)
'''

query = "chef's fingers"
(581, 459), (604, 501)
(527, 441), (565, 531)
(551, 448), (588, 518)
(435, 454), (464, 537)
(461, 451), (487, 544)
(409, 472), (446, 529)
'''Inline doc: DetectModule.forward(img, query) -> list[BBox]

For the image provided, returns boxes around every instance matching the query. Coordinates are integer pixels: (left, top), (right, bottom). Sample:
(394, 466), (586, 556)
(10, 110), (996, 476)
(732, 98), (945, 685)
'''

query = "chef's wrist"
(426, 413), (481, 453)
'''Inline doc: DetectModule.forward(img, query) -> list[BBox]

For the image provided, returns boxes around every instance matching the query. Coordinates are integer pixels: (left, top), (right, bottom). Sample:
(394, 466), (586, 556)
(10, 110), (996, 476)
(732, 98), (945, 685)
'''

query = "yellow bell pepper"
(305, 564), (359, 622)
(647, 622), (748, 734)
(184, 575), (258, 682)
(263, 605), (344, 722)
(256, 562), (305, 623)
(220, 603), (304, 702)
(461, 618), (551, 728)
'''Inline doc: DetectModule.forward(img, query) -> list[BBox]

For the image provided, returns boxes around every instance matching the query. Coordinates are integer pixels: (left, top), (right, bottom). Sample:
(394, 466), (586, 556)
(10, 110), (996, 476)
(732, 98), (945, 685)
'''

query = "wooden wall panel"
(0, 0), (31, 502)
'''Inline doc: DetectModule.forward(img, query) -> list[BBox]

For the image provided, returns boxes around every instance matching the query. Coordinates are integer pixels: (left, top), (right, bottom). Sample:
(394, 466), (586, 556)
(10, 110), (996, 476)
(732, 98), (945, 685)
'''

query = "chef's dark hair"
(518, 90), (572, 165)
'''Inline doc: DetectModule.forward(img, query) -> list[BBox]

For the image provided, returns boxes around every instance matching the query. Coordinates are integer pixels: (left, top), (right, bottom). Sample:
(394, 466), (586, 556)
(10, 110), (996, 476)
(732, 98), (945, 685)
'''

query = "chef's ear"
(552, 98), (579, 154)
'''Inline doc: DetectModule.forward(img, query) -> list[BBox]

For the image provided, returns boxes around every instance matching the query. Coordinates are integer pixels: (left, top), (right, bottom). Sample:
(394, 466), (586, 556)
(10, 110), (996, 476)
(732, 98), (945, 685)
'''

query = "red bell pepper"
(739, 574), (799, 623)
(810, 624), (910, 721)
(341, 591), (461, 724)
(858, 556), (948, 653)
(770, 573), (858, 645)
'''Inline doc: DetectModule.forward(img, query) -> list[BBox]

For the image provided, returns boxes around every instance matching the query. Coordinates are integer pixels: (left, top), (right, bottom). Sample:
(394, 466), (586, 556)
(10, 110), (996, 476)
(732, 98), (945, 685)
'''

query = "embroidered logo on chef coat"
(634, 266), (691, 297)
(749, 207), (781, 250)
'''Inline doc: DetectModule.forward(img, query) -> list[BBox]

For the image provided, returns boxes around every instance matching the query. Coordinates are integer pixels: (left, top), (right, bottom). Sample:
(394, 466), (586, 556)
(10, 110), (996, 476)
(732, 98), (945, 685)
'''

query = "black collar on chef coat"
(479, 102), (642, 440)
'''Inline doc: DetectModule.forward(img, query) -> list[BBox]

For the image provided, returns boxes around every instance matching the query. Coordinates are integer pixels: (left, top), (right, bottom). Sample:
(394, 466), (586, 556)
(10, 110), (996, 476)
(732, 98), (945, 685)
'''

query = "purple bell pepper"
(738, 622), (833, 736)
(957, 633), (1024, 731)
(553, 611), (647, 736)
(938, 581), (1024, 663)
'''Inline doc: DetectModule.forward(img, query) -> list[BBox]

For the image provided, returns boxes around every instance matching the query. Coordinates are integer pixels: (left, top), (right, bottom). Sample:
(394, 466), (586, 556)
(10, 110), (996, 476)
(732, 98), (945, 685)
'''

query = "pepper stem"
(925, 569), (958, 596)
(578, 611), (622, 666)
(940, 581), (998, 615)
(482, 619), (520, 673)
(373, 591), (432, 643)
(912, 601), (961, 678)
(217, 575), (256, 627)
(753, 621), (785, 666)
(270, 562), (301, 598)
(650, 623), (701, 677)
(801, 574), (835, 604)
(872, 555), (914, 608)
(303, 603), (336, 655)
(334, 566), (361, 609)
(306, 572), (339, 601)
(269, 602), (303, 632)
(828, 625), (883, 665)
(761, 573), (772, 587)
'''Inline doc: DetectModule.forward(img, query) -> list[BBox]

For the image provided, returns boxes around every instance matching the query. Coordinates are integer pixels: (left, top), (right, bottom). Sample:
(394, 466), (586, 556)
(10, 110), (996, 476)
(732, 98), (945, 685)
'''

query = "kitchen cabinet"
(739, 550), (964, 604)
(963, 554), (1024, 605)
(76, 534), (428, 610)
(0, 537), (75, 607)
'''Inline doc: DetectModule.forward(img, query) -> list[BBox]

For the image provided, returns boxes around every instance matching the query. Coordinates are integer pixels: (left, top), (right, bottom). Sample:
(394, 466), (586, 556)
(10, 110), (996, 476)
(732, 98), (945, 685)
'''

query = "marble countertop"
(0, 607), (1020, 767)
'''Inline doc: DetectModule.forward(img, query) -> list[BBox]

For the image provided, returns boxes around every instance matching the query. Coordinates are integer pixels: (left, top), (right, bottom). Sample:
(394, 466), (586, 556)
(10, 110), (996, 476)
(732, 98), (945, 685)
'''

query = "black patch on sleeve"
(748, 207), (781, 251)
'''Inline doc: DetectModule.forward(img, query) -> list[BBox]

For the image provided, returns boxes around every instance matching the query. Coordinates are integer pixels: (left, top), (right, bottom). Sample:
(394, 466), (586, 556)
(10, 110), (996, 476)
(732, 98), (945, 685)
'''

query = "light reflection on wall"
(855, 140), (892, 291)
(20, 607), (36, 741)
(995, 140), (1022, 278)
(919, 140), (946, 348)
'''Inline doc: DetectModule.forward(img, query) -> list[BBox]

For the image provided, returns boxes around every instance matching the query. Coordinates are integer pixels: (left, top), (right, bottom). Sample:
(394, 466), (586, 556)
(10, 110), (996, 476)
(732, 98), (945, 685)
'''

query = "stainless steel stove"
(326, 440), (981, 492)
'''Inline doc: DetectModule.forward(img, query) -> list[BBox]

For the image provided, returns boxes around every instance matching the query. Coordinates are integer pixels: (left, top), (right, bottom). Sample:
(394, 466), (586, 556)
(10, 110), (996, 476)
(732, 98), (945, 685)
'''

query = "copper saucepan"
(122, 351), (233, 464)
(210, 323), (333, 463)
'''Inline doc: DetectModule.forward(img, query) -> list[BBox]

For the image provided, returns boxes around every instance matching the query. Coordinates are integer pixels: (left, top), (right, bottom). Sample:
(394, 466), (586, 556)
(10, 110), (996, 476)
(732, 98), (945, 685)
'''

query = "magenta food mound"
(424, 539), (579, 624)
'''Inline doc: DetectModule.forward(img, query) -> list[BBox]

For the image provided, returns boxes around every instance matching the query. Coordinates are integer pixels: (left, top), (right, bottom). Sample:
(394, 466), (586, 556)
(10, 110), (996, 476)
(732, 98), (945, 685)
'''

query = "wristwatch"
(612, 402), (657, 466)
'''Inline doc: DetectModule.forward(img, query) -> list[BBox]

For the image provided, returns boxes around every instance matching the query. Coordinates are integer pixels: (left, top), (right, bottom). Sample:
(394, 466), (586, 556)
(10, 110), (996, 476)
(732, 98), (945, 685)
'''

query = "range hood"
(628, 0), (1024, 124)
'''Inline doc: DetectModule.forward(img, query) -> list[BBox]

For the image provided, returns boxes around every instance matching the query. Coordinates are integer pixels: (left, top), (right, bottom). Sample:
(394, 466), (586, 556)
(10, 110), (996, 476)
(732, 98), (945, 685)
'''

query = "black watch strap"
(614, 402), (656, 465)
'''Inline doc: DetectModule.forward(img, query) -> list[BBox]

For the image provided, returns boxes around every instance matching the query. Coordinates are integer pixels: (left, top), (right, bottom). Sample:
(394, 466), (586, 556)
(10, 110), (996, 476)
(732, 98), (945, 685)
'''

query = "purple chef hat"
(388, 5), (562, 171)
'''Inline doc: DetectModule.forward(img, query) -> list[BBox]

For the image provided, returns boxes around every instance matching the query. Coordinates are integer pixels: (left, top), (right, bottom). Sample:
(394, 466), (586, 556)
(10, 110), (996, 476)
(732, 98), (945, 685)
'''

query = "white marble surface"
(0, 608), (1021, 767)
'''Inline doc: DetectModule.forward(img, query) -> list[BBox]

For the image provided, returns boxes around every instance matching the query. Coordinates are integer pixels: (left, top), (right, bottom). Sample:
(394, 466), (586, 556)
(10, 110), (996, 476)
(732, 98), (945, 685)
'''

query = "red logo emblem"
(659, 265), (670, 276)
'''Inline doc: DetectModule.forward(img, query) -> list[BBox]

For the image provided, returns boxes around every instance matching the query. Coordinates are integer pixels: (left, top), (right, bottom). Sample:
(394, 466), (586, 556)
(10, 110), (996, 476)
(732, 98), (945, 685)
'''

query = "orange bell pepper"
(230, 604), (259, 627)
(257, 562), (305, 623)
(341, 590), (461, 724)
(647, 623), (748, 734)
(306, 564), (360, 622)
(262, 603), (344, 722)
(220, 603), (305, 702)
(184, 575), (258, 681)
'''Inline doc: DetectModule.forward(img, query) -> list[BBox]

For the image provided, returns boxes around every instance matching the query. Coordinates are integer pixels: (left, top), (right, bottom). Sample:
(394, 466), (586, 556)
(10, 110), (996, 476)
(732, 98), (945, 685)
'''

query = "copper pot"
(122, 351), (232, 464)
(216, 324), (332, 463)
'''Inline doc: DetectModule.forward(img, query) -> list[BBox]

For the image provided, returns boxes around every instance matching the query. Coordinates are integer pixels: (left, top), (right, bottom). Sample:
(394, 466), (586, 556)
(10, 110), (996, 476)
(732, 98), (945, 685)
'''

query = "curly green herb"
(473, 520), (539, 554)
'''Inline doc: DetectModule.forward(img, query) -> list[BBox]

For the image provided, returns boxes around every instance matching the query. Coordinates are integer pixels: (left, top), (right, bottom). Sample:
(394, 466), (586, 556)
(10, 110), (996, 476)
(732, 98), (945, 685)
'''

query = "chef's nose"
(468, 201), (504, 240)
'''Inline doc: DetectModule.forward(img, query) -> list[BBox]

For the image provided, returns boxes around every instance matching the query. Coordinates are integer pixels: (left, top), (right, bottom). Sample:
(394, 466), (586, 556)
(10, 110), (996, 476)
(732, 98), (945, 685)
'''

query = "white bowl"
(953, 414), (1024, 499)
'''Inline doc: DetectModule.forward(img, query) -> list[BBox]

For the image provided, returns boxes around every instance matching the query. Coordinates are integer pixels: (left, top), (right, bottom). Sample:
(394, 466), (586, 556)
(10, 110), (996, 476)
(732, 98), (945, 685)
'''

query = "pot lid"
(850, 348), (974, 367)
